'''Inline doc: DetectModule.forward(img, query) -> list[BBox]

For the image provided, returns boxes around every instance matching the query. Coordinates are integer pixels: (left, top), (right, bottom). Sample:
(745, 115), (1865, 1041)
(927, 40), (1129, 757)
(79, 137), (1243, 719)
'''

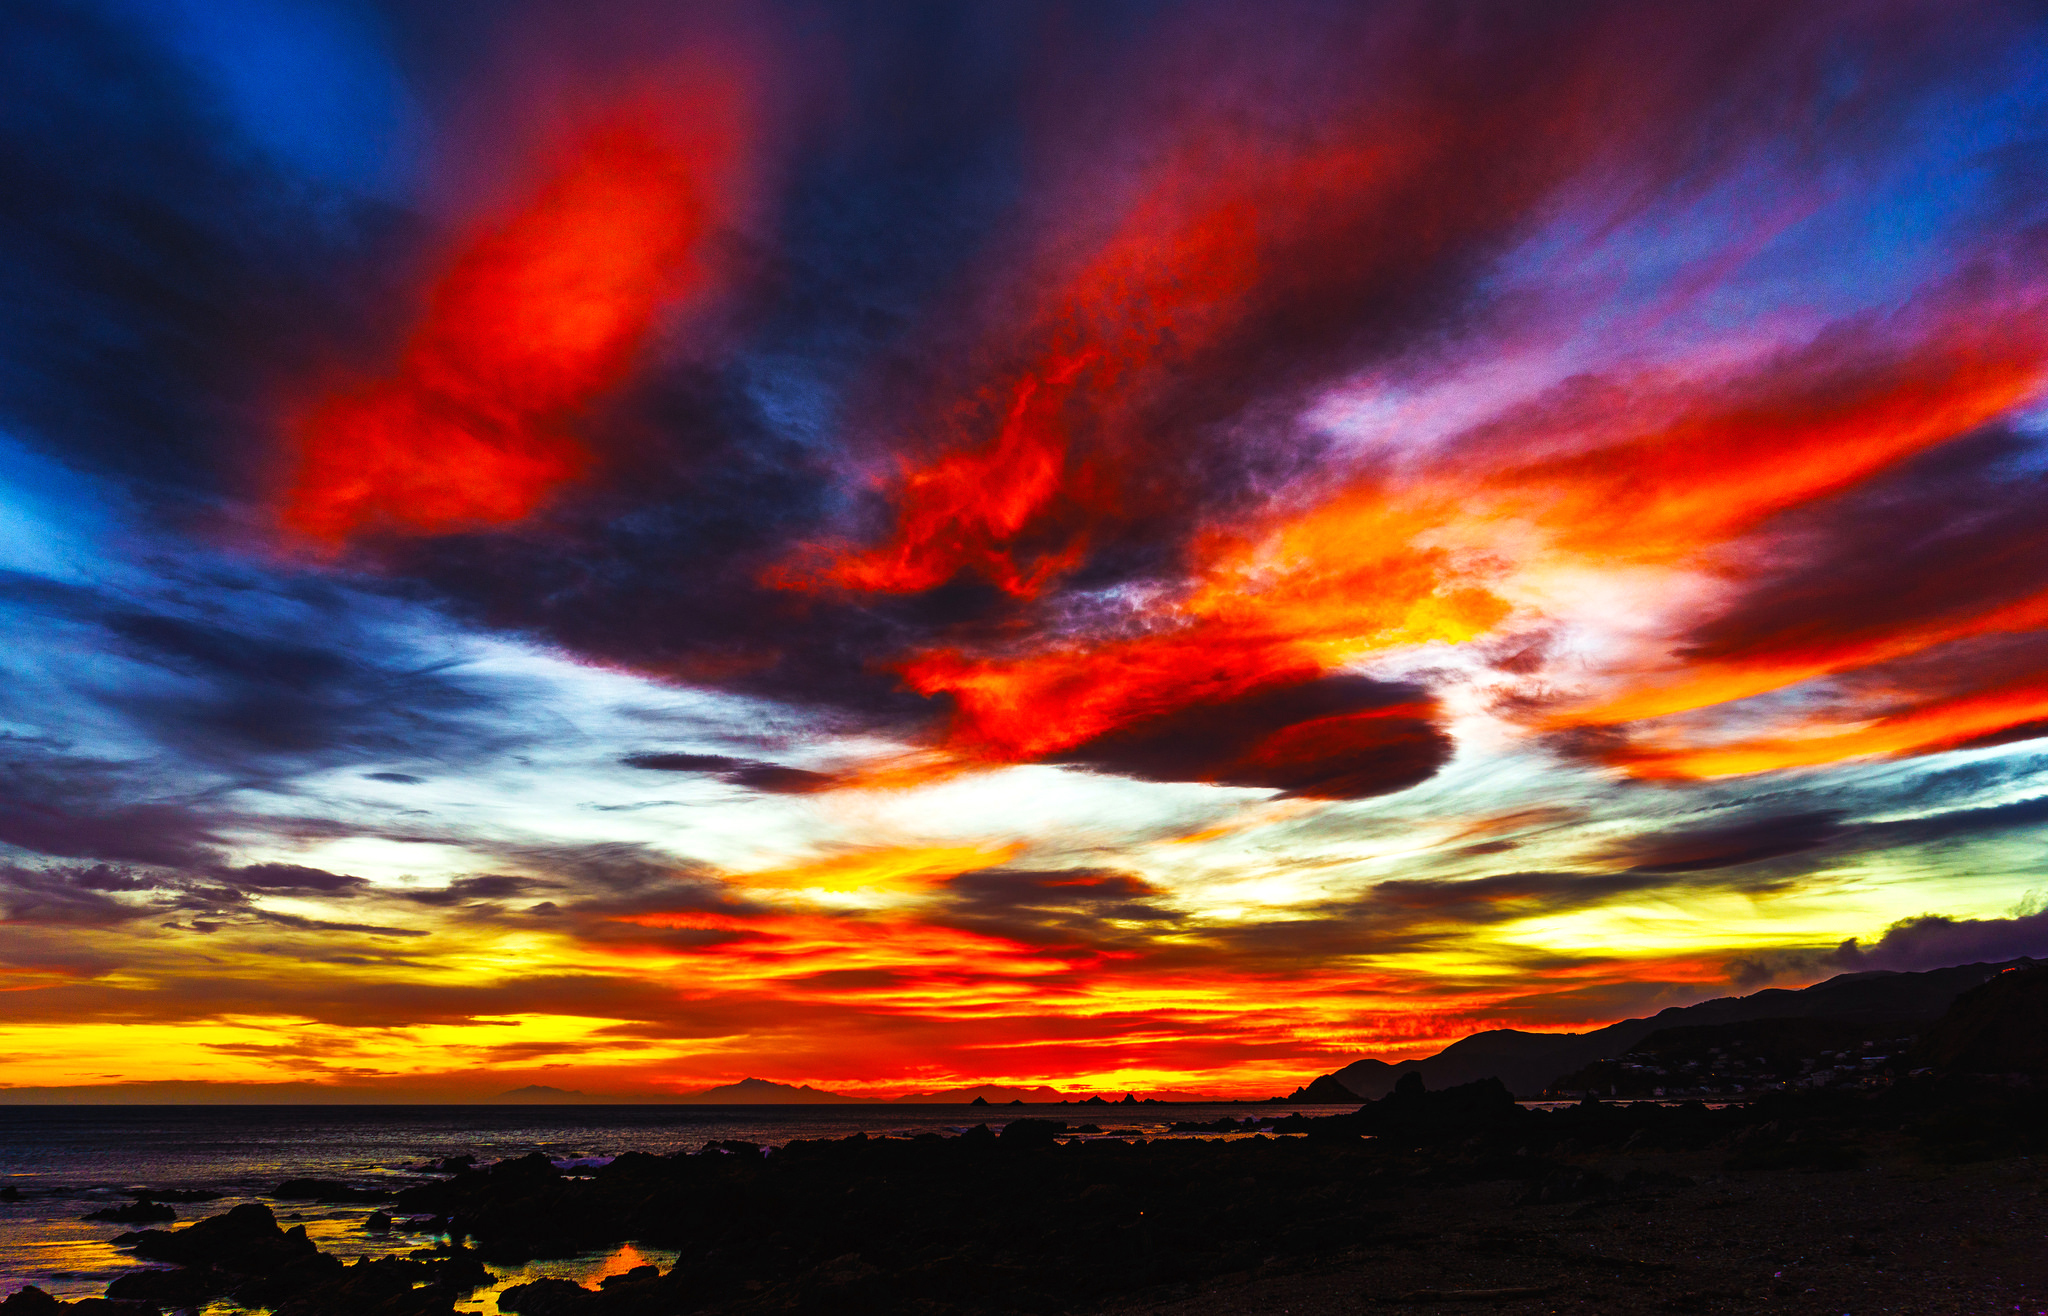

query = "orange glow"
(727, 844), (1020, 893)
(1554, 584), (2048, 729)
(281, 86), (753, 545)
(1616, 673), (2048, 779)
(1476, 334), (2048, 563)
(898, 494), (1503, 765)
(609, 909), (1121, 979)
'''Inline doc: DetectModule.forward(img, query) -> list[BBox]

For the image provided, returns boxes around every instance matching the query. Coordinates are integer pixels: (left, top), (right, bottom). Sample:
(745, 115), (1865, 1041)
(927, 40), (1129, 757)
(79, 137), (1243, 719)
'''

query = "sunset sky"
(5, 0), (2048, 1100)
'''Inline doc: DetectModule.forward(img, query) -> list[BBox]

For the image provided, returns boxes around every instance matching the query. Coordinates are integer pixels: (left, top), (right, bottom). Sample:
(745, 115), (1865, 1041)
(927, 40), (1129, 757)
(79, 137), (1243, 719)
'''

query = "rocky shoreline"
(3, 1074), (2044, 1315)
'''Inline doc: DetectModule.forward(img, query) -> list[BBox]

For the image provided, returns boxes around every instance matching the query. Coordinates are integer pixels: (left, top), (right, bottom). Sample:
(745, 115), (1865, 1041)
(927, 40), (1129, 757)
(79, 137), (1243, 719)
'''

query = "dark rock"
(998, 1118), (1065, 1148)
(129, 1202), (319, 1273)
(1355, 1074), (1527, 1140)
(365, 1210), (393, 1231)
(414, 1246), (492, 1292)
(601, 1265), (660, 1289)
(435, 1156), (476, 1175)
(83, 1201), (174, 1224)
(0, 1188), (21, 1203)
(8, 1295), (152, 1316)
(499, 1277), (596, 1314)
(690, 1140), (759, 1157)
(229, 1251), (348, 1306)
(969, 1096), (988, 1106)
(107, 1264), (224, 1306)
(271, 1256), (449, 1316)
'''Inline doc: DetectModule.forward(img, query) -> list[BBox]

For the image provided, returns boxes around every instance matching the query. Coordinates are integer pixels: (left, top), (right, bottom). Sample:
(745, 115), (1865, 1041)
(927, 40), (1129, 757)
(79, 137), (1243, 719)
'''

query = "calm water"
(0, 1103), (1355, 1308)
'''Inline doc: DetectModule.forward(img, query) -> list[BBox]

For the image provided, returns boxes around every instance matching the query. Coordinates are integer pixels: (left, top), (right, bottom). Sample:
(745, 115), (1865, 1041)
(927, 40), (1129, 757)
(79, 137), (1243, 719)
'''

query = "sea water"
(0, 1103), (1359, 1309)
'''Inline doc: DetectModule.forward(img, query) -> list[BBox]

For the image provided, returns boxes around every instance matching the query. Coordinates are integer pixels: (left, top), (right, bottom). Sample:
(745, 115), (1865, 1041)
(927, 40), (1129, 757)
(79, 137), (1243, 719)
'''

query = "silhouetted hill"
(1279, 1074), (1361, 1103)
(1912, 961), (2048, 1074)
(676, 1078), (876, 1104)
(1324, 959), (2028, 1098)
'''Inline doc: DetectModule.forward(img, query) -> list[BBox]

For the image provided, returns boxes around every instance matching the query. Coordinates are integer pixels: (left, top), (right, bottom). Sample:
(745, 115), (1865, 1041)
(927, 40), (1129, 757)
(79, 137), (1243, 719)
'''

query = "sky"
(4, 0), (2048, 1101)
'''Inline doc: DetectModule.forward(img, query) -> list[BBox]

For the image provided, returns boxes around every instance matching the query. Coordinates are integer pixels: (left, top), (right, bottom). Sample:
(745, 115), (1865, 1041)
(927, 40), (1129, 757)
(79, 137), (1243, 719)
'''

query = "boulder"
(107, 1265), (223, 1306)
(498, 1277), (596, 1314)
(4, 1294), (153, 1316)
(998, 1118), (1065, 1148)
(129, 1202), (319, 1273)
(271, 1256), (450, 1316)
(82, 1201), (174, 1224)
(1355, 1074), (1527, 1139)
(229, 1251), (348, 1307)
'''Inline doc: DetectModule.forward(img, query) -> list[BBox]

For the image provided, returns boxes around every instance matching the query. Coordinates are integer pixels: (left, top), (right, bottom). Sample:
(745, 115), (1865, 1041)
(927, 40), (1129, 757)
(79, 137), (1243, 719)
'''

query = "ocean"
(0, 1102), (1359, 1312)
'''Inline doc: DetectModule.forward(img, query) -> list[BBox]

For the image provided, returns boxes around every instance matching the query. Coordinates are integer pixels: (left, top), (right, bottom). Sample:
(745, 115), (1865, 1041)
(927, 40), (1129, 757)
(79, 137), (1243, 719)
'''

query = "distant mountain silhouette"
(1318, 959), (2031, 1098)
(677, 1077), (876, 1104)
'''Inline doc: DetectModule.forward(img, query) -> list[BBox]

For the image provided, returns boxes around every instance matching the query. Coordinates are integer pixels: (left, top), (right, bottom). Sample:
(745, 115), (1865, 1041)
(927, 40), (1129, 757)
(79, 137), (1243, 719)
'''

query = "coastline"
(5, 1081), (2044, 1314)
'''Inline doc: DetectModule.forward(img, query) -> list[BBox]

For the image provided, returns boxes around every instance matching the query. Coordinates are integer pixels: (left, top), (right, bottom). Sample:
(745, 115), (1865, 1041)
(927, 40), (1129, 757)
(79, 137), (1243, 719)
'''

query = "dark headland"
(4, 960), (2045, 1315)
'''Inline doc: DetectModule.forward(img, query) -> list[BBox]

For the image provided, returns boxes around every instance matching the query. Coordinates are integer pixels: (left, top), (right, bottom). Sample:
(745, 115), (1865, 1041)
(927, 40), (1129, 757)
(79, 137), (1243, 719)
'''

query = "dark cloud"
(1606, 811), (1841, 872)
(939, 867), (1183, 943)
(220, 863), (366, 894)
(1057, 677), (1450, 798)
(1861, 790), (2048, 848)
(399, 874), (559, 907)
(0, 749), (225, 867)
(623, 752), (835, 794)
(1686, 430), (2048, 676)
(0, 969), (699, 1031)
(99, 605), (514, 772)
(364, 772), (425, 784)
(251, 909), (428, 938)
(486, 840), (718, 899)
(0, 863), (157, 926)
(623, 752), (746, 772)
(1828, 910), (2048, 973)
